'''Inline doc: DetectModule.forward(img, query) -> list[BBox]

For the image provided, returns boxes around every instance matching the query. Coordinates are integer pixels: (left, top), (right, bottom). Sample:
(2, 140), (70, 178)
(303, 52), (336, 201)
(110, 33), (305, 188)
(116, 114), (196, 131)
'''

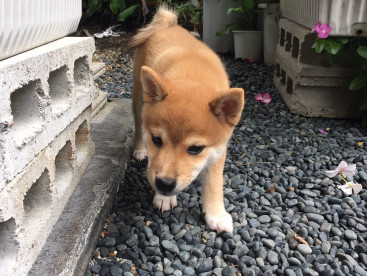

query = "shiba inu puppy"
(130, 6), (244, 233)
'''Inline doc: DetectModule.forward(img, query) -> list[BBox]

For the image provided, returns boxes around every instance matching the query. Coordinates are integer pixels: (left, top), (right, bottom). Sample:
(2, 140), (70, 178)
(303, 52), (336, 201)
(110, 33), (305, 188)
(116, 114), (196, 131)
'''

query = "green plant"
(312, 23), (367, 124)
(216, 0), (261, 36)
(82, 0), (138, 23)
(216, 0), (278, 36)
(156, 0), (202, 31)
(109, 0), (139, 22)
(83, 0), (104, 18)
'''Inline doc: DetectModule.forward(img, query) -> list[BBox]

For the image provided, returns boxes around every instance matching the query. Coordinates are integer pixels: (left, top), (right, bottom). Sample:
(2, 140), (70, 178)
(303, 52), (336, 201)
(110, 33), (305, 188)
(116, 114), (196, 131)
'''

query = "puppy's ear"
(210, 88), (245, 126)
(141, 66), (169, 103)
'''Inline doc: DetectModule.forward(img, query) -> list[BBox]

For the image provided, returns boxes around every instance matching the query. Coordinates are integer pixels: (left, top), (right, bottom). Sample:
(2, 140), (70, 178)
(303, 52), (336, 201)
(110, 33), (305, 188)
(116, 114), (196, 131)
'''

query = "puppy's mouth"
(156, 191), (179, 197)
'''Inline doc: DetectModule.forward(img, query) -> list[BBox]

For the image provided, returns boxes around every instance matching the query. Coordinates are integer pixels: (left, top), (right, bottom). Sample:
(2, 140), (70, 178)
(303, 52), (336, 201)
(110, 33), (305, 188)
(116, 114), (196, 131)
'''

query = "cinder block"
(28, 99), (134, 276)
(277, 19), (358, 77)
(273, 60), (363, 118)
(274, 19), (364, 118)
(0, 107), (94, 276)
(0, 37), (99, 189)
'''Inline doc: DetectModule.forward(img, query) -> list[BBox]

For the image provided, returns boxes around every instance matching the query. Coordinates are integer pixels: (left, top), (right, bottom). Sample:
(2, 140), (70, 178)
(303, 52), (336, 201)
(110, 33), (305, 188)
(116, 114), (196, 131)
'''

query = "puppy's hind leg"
(132, 65), (147, 161)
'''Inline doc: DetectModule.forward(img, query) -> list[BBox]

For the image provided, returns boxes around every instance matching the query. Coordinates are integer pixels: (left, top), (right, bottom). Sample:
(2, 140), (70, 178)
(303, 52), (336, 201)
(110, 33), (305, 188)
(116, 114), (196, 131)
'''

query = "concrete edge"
(91, 90), (108, 118)
(91, 62), (106, 80)
(28, 99), (134, 276)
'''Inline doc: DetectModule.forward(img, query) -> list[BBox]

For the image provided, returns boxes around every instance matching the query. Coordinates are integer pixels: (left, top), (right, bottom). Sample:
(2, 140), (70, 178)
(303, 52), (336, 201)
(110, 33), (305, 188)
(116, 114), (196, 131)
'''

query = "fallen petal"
(352, 183), (363, 194)
(255, 94), (263, 102)
(336, 161), (349, 172)
(339, 184), (353, 195)
(262, 97), (272, 104)
(342, 163), (356, 178)
(325, 169), (339, 178)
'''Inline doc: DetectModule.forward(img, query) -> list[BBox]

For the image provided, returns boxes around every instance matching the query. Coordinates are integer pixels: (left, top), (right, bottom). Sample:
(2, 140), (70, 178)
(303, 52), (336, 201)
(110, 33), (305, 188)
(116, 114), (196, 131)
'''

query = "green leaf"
(216, 24), (239, 36)
(227, 7), (244, 14)
(118, 0), (126, 11)
(314, 40), (325, 54)
(349, 71), (367, 90)
(357, 46), (367, 59)
(336, 38), (349, 45)
(359, 101), (367, 111)
(85, 0), (99, 17)
(110, 0), (119, 15)
(242, 0), (254, 9)
(323, 38), (342, 55)
(117, 4), (138, 22)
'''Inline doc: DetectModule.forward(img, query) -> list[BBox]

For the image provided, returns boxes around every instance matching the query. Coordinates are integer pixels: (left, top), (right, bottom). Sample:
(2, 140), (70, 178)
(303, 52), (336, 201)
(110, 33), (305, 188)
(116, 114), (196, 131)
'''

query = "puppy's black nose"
(155, 177), (177, 194)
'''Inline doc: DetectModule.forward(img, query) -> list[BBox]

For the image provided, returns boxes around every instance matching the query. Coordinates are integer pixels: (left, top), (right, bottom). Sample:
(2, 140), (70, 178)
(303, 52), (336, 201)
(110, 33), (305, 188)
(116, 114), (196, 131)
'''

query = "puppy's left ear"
(210, 88), (245, 126)
(141, 66), (169, 103)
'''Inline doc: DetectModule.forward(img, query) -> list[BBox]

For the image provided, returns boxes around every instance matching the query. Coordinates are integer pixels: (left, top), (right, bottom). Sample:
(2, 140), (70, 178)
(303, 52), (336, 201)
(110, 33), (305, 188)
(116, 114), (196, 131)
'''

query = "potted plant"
(217, 0), (278, 61)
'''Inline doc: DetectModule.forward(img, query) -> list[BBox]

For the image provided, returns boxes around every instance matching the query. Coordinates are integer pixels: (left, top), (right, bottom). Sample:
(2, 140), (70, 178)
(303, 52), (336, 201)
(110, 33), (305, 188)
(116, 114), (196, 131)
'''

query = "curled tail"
(129, 6), (178, 48)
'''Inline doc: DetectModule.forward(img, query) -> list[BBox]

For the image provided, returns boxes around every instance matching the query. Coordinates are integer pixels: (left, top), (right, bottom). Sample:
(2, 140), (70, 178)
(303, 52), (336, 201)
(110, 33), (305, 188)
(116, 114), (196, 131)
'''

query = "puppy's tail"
(129, 5), (177, 48)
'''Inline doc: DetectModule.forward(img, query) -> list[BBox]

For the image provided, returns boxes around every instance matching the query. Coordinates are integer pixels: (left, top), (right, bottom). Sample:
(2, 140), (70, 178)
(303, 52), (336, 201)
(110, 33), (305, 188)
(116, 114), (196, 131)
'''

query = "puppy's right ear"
(141, 66), (169, 103)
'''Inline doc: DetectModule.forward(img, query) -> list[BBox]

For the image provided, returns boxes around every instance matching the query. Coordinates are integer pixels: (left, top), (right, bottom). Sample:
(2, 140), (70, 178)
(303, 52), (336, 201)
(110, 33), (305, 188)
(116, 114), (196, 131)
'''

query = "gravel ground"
(87, 53), (367, 276)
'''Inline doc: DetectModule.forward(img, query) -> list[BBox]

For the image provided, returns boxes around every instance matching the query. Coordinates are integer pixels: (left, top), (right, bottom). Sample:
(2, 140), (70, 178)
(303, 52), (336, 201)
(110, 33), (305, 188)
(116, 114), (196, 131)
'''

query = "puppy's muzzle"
(155, 177), (177, 194)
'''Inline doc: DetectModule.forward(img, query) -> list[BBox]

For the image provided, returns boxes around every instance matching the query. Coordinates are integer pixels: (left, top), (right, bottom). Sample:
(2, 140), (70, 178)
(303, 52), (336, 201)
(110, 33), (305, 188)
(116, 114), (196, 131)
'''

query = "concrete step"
(28, 98), (134, 276)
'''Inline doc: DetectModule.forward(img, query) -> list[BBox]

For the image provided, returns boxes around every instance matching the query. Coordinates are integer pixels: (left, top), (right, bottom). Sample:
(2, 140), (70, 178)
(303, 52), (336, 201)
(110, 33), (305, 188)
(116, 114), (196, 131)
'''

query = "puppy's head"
(141, 66), (244, 196)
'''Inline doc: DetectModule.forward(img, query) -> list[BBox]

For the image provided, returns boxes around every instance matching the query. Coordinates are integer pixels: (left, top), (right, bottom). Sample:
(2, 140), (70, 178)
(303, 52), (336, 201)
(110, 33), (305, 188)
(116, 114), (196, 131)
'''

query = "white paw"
(153, 193), (177, 212)
(205, 211), (233, 234)
(133, 149), (147, 161)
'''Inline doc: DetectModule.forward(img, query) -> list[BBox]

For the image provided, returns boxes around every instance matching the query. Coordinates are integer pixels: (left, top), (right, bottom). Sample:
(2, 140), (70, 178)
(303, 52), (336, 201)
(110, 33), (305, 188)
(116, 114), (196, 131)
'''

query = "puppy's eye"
(188, 145), (205, 155)
(152, 135), (162, 147)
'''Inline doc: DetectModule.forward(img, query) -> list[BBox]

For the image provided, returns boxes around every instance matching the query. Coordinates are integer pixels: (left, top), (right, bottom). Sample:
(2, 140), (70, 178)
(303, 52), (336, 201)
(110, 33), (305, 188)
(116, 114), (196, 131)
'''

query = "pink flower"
(255, 93), (272, 104)
(243, 58), (255, 63)
(312, 23), (332, 38)
(319, 129), (328, 134)
(312, 22), (320, 33)
(325, 161), (356, 178)
(339, 182), (363, 195)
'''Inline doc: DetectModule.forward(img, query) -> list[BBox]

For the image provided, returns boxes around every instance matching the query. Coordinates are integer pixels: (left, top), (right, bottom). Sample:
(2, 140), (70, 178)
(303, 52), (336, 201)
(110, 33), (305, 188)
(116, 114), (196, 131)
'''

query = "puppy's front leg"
(201, 151), (233, 234)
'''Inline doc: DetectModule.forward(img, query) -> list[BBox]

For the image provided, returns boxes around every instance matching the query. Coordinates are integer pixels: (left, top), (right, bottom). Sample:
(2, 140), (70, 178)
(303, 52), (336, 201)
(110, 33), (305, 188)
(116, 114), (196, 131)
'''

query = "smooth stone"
(222, 266), (236, 276)
(161, 240), (179, 254)
(321, 241), (331, 254)
(344, 229), (357, 240)
(297, 244), (312, 255)
(267, 250), (279, 265)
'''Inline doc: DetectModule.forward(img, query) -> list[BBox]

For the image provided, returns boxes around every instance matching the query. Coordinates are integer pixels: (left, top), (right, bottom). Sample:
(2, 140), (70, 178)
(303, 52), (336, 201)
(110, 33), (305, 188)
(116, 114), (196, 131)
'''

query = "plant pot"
(0, 0), (81, 61)
(203, 0), (240, 53)
(233, 30), (263, 61)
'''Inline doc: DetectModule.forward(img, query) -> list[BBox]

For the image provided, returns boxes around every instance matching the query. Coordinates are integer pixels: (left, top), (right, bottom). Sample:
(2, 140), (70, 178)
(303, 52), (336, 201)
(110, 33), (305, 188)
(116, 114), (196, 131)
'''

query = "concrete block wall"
(0, 37), (98, 190)
(277, 19), (358, 77)
(0, 37), (100, 275)
(273, 19), (363, 118)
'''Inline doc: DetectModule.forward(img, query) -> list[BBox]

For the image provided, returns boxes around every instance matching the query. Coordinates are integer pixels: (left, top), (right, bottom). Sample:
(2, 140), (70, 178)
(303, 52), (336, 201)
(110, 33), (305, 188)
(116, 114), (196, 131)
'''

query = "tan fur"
(131, 7), (245, 233)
